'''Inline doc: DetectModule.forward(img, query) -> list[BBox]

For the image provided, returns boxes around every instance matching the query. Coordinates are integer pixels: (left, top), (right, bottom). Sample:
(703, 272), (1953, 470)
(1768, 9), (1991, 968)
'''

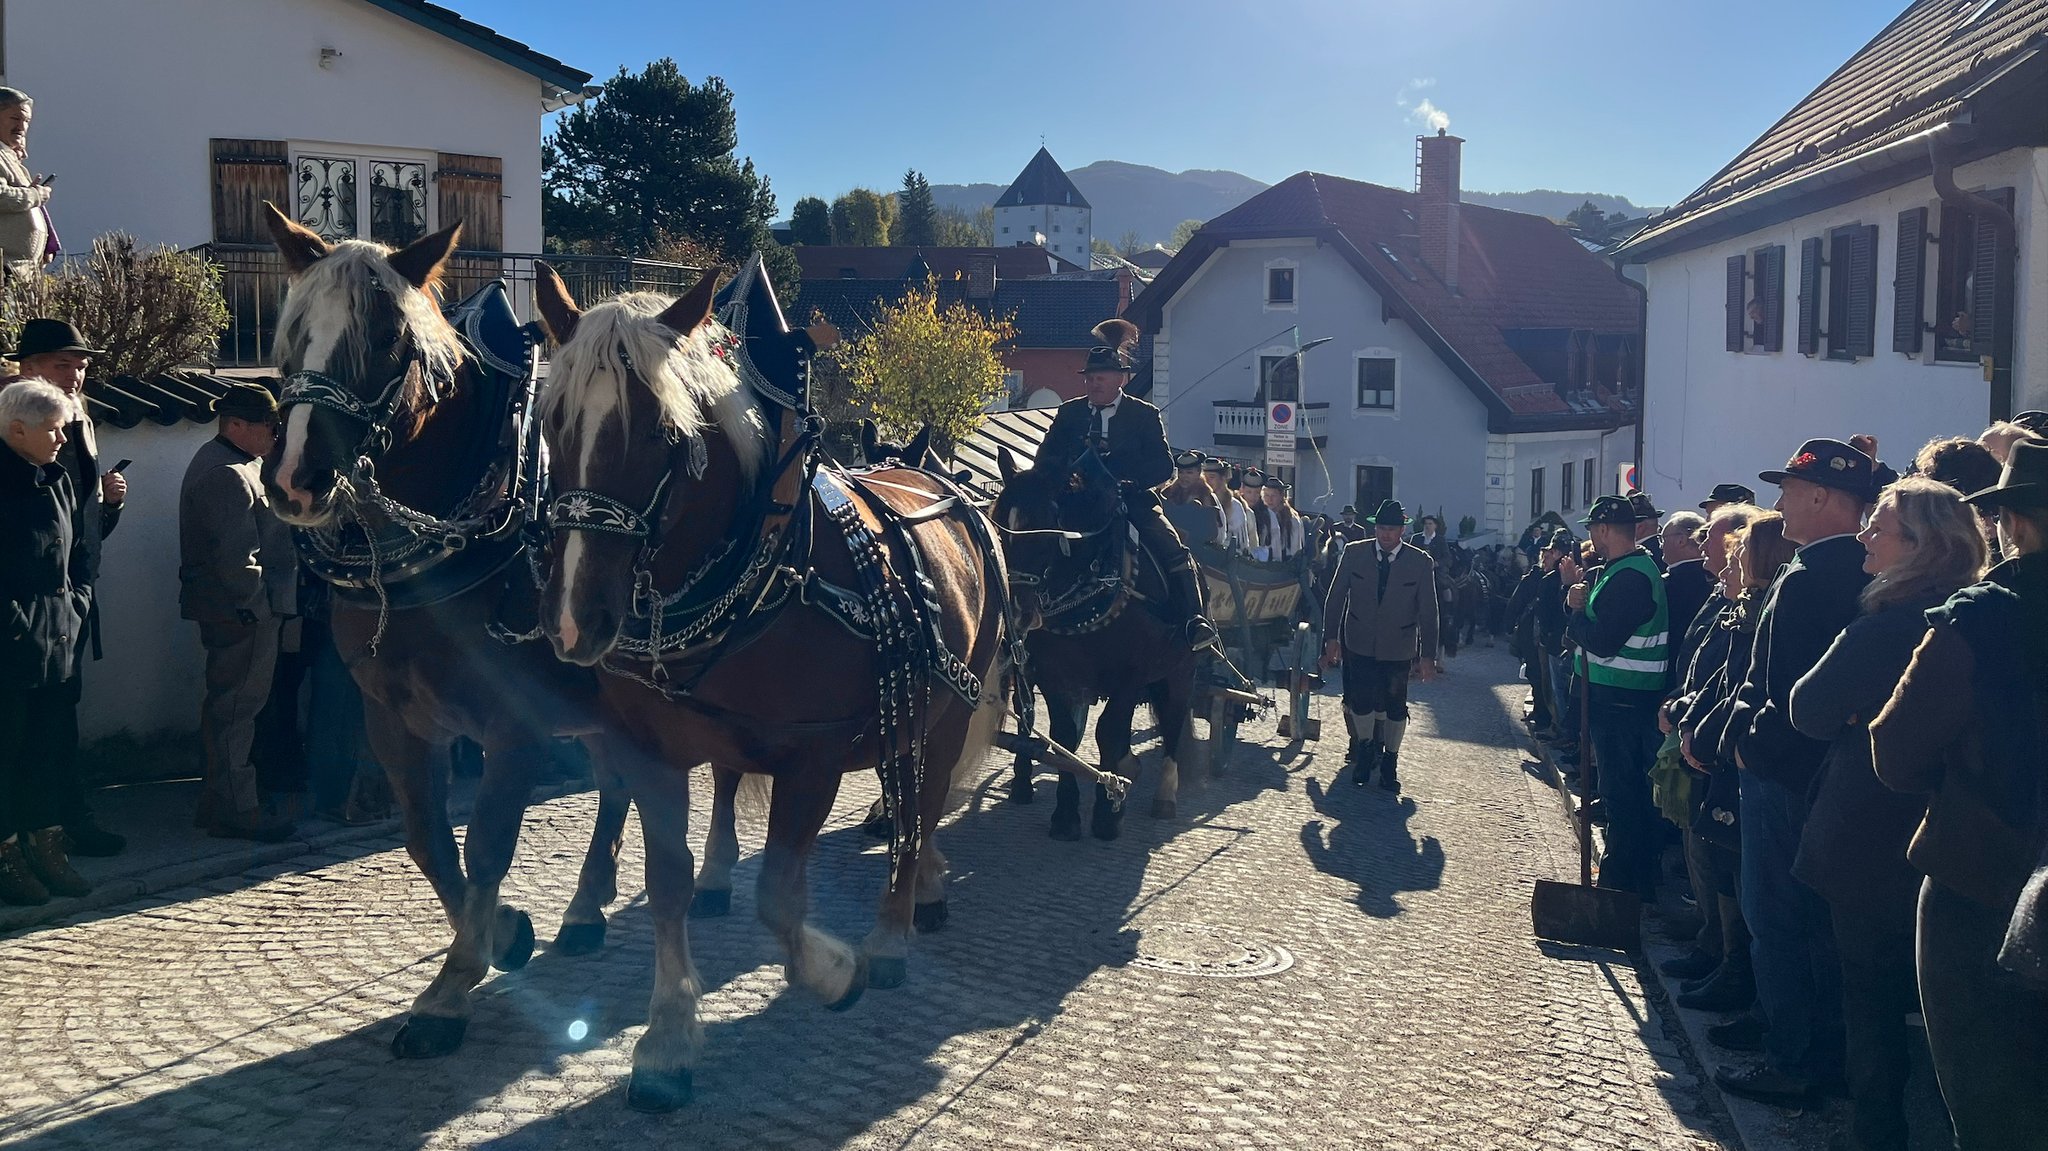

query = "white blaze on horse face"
(556, 532), (586, 654)
(276, 404), (315, 512)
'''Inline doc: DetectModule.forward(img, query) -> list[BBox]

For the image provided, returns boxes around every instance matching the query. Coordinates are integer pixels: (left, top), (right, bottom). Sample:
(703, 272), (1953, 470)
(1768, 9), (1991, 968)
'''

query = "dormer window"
(1265, 260), (1297, 310)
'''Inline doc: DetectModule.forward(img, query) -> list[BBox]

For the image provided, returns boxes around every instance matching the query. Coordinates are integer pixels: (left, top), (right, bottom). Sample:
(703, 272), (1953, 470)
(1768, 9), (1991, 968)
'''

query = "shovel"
(1531, 668), (1641, 951)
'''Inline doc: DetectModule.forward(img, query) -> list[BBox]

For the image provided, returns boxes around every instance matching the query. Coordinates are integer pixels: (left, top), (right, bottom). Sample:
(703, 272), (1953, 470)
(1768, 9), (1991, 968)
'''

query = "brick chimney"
(1416, 129), (1463, 292)
(966, 255), (996, 300)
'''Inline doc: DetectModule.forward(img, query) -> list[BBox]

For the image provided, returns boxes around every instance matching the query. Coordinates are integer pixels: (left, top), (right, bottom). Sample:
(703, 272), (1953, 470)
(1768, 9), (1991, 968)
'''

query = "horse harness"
(1019, 513), (1165, 638)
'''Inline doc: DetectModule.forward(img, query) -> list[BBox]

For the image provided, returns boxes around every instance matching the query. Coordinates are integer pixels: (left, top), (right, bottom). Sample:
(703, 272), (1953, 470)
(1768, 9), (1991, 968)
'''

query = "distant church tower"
(993, 147), (1092, 263)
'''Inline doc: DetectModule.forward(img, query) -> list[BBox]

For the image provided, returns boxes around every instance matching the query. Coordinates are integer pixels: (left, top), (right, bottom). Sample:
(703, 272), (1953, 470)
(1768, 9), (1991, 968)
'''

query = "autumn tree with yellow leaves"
(828, 281), (1015, 453)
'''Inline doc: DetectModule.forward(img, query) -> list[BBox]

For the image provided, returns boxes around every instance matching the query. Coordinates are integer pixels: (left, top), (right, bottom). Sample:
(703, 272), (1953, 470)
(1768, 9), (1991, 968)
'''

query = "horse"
(1440, 544), (1491, 656)
(255, 204), (644, 1061)
(531, 261), (1014, 1111)
(992, 444), (1197, 840)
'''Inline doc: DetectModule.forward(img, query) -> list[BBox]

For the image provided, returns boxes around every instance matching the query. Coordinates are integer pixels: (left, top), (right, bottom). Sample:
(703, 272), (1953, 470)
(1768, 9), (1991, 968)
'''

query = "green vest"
(1582, 552), (1670, 692)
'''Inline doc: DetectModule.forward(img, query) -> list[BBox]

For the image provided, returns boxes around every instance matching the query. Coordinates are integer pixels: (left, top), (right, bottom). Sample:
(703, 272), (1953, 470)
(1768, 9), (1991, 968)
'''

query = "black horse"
(994, 445), (1196, 840)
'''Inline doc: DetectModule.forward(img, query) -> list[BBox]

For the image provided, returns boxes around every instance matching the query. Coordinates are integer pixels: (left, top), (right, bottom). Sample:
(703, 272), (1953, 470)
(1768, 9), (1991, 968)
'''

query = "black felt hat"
(1371, 500), (1410, 527)
(7, 318), (103, 360)
(1699, 483), (1756, 509)
(1173, 448), (1204, 470)
(1199, 457), (1228, 474)
(1759, 438), (1880, 499)
(1963, 439), (2048, 511)
(1340, 505), (1358, 516)
(1544, 527), (1576, 550)
(1582, 494), (1636, 526)
(1078, 318), (1138, 374)
(213, 382), (279, 423)
(1626, 489), (1663, 520)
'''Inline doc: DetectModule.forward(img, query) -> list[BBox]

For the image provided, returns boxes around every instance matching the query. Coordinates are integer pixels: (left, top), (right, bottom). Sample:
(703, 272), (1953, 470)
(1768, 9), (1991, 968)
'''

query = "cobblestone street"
(0, 647), (1736, 1150)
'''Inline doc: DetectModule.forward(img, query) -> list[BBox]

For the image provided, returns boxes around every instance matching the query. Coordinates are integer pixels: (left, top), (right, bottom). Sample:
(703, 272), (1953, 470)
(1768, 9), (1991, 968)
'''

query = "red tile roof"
(1625, 0), (2048, 255)
(792, 245), (1081, 282)
(1131, 172), (1641, 430)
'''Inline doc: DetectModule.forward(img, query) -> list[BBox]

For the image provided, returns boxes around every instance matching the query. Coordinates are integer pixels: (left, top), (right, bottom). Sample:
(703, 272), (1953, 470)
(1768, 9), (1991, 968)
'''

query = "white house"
(994, 148), (1093, 265)
(1127, 133), (1641, 539)
(1, 0), (589, 742)
(1618, 0), (2048, 511)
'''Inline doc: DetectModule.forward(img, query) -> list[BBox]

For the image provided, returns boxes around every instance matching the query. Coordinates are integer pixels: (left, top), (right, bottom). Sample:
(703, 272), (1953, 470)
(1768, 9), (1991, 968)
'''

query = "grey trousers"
(198, 617), (280, 822)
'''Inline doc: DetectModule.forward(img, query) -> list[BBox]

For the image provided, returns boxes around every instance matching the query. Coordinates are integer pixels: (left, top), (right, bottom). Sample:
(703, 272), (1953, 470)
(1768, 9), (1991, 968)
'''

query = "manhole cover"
(1120, 922), (1295, 979)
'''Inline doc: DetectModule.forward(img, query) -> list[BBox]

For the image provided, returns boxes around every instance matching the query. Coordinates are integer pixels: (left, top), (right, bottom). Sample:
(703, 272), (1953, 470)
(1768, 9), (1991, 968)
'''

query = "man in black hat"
(1698, 483), (1756, 514)
(1321, 500), (1440, 790)
(1626, 489), (1667, 571)
(1038, 318), (1217, 650)
(1565, 494), (1674, 899)
(7, 317), (129, 856)
(1715, 437), (1880, 1104)
(179, 383), (297, 842)
(1331, 505), (1368, 546)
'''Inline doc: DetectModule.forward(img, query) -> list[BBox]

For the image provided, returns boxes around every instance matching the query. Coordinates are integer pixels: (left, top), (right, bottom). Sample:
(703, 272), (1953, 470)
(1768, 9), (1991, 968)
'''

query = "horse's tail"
(735, 770), (773, 824)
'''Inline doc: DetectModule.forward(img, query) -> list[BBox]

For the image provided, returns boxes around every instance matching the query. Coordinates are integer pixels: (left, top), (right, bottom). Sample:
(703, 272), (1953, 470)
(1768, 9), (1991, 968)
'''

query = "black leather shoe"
(1659, 949), (1720, 981)
(1714, 1063), (1813, 1106)
(1377, 753), (1400, 791)
(1677, 971), (1755, 1013)
(1707, 1014), (1768, 1052)
(1353, 741), (1381, 787)
(1186, 617), (1220, 652)
(63, 819), (126, 858)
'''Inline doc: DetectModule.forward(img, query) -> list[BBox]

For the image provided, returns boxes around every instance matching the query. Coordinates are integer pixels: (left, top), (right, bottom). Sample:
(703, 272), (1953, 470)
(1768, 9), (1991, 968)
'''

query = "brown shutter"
(1797, 237), (1823, 355)
(1844, 223), (1878, 358)
(1759, 245), (1785, 351)
(434, 153), (503, 250)
(1724, 254), (1746, 352)
(1892, 207), (1926, 354)
(1970, 187), (2015, 359)
(210, 139), (290, 244)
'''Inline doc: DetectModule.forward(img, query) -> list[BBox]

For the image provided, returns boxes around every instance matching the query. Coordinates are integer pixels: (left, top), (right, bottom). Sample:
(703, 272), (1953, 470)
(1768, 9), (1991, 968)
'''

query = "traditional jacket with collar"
(178, 436), (294, 625)
(1323, 538), (1439, 662)
(0, 446), (88, 688)
(1038, 393), (1174, 493)
(0, 146), (51, 278)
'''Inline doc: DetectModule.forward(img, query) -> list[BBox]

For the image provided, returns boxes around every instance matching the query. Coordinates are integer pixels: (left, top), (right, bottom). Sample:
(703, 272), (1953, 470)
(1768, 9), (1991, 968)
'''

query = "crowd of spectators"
(1504, 413), (2048, 1149)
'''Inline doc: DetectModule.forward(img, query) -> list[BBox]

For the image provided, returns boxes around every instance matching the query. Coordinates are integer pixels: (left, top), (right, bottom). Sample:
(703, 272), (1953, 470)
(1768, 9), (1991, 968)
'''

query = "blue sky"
(476, 0), (1899, 213)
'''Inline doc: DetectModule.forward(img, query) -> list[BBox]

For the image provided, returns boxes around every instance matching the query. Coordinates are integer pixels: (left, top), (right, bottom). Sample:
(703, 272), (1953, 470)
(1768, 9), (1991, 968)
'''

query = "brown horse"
(993, 444), (1197, 839)
(256, 205), (637, 1061)
(531, 262), (1013, 1111)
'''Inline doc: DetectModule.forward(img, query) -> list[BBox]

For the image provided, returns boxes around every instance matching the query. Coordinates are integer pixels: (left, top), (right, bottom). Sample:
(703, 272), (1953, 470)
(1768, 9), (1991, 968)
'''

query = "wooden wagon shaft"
(992, 730), (1133, 805)
(1198, 684), (1267, 709)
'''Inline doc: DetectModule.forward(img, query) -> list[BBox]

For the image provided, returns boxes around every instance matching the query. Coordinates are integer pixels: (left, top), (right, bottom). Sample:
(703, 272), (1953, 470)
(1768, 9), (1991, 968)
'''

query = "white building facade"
(993, 147), (1093, 265)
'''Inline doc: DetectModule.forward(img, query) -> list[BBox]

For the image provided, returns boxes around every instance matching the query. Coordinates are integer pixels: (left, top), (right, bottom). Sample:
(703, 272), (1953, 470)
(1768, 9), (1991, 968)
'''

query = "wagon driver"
(1321, 499), (1441, 791)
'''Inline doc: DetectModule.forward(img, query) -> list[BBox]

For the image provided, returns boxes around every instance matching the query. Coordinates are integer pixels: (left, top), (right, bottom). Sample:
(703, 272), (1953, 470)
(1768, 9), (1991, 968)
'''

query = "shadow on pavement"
(1297, 776), (1445, 918)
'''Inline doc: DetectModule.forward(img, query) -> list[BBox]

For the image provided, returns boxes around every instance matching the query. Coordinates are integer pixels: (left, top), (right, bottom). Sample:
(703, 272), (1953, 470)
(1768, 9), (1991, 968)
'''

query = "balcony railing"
(194, 244), (702, 367)
(1211, 400), (1330, 446)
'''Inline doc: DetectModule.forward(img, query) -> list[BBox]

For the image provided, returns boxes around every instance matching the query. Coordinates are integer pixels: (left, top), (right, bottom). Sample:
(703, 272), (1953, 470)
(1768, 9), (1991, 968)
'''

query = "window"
(1825, 223), (1878, 360)
(1561, 461), (1577, 511)
(1257, 354), (1299, 403)
(1529, 467), (1546, 519)
(1053, 224), (1061, 233)
(293, 153), (427, 245)
(1356, 356), (1396, 409)
(1931, 188), (2015, 362)
(1356, 465), (1394, 514)
(1727, 247), (1785, 352)
(1001, 226), (1010, 235)
(1266, 263), (1296, 308)
(1583, 457), (1595, 506)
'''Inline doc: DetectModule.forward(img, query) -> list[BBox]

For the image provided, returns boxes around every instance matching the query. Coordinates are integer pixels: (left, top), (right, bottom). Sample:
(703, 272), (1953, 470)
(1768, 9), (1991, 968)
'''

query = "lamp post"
(1265, 333), (1333, 479)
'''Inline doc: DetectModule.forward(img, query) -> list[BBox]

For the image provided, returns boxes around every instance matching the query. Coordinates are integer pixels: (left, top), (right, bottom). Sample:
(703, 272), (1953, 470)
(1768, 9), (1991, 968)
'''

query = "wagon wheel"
(1204, 650), (1245, 777)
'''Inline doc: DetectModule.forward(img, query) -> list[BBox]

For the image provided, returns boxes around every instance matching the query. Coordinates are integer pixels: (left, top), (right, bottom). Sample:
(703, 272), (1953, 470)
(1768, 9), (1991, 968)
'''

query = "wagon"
(1191, 544), (1324, 765)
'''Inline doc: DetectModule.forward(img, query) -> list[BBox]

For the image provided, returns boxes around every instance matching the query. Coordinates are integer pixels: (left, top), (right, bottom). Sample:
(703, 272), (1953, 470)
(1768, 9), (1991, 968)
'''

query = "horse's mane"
(276, 239), (464, 399)
(540, 292), (766, 482)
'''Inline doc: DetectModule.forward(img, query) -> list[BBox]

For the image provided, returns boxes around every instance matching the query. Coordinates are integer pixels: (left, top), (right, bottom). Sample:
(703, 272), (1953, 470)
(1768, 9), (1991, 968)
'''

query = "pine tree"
(896, 169), (939, 248)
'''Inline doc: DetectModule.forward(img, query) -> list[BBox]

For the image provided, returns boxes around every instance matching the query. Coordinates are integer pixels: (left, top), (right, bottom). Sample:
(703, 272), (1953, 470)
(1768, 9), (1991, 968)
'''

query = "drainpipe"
(1928, 130), (2018, 420)
(1612, 256), (1648, 495)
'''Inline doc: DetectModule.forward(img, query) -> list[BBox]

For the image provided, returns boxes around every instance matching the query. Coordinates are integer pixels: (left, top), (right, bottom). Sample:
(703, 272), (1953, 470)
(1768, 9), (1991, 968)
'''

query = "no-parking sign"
(1266, 401), (1296, 468)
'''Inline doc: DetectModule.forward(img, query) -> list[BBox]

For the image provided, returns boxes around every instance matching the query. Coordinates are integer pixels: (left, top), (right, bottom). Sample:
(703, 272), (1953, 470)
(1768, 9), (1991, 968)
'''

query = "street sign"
(1265, 401), (1297, 469)
(1617, 462), (1637, 495)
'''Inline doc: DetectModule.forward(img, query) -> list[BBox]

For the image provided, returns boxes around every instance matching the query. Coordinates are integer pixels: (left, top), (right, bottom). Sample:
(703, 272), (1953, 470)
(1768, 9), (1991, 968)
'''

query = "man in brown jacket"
(1321, 500), (1440, 790)
(179, 384), (294, 841)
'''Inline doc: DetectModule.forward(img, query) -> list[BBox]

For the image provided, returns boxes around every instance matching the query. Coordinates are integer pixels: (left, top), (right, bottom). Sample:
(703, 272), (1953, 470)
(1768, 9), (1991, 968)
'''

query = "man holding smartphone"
(0, 88), (53, 281)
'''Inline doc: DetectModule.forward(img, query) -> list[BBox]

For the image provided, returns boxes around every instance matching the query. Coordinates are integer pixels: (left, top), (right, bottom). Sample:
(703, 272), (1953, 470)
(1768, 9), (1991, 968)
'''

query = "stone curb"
(0, 778), (592, 937)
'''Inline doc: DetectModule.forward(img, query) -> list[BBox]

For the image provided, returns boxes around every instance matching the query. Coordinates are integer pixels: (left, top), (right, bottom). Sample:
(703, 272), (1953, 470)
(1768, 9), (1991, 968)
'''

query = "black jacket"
(0, 447), (89, 689)
(1789, 590), (1947, 929)
(1663, 559), (1712, 654)
(1733, 534), (1872, 795)
(1038, 394), (1173, 492)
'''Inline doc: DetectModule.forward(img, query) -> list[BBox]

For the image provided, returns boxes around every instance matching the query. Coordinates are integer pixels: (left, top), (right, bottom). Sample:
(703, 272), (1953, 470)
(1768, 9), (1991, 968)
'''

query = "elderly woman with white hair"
(0, 380), (94, 905)
(0, 88), (52, 282)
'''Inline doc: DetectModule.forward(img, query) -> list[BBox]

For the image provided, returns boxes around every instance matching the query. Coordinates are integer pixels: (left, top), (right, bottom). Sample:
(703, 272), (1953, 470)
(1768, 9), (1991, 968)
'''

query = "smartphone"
(109, 459), (132, 473)
(38, 173), (55, 186)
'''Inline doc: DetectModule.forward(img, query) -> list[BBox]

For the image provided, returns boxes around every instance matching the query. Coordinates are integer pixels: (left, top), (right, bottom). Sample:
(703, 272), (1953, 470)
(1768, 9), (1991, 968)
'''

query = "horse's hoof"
(1091, 817), (1123, 841)
(1009, 776), (1034, 805)
(867, 955), (908, 990)
(1049, 815), (1082, 842)
(493, 906), (536, 972)
(1150, 798), (1177, 821)
(552, 920), (606, 957)
(626, 1066), (694, 1113)
(828, 959), (870, 1010)
(391, 1014), (468, 1060)
(688, 888), (731, 918)
(913, 900), (949, 934)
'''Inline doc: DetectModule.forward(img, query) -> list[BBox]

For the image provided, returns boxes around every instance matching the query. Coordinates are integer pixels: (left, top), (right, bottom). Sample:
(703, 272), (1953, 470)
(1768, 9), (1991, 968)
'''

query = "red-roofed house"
(1127, 133), (1642, 537)
(1618, 0), (2048, 511)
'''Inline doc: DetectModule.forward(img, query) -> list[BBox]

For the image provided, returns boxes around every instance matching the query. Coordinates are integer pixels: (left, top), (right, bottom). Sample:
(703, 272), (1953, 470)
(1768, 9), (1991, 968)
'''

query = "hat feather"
(1091, 318), (1139, 350)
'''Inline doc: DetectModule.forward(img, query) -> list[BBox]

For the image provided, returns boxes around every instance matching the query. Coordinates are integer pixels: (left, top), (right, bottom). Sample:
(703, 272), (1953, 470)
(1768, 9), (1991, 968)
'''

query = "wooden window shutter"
(1797, 237), (1823, 355)
(434, 153), (503, 251)
(1759, 245), (1785, 351)
(210, 139), (290, 244)
(1892, 207), (1926, 353)
(1724, 254), (1746, 352)
(1844, 223), (1878, 358)
(1970, 186), (2015, 359)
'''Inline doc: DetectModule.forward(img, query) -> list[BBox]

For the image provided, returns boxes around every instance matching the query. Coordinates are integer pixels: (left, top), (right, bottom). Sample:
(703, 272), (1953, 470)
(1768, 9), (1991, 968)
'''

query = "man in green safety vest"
(1564, 493), (1672, 898)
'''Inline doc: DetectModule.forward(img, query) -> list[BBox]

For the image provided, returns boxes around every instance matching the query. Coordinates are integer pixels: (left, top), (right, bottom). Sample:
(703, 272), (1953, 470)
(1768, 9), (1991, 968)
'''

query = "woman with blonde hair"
(1789, 478), (1987, 1150)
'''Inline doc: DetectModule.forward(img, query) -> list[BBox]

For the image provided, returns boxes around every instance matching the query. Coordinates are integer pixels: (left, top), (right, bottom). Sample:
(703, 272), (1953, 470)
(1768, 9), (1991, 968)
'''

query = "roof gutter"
(1620, 118), (1973, 261)
(544, 84), (602, 114)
